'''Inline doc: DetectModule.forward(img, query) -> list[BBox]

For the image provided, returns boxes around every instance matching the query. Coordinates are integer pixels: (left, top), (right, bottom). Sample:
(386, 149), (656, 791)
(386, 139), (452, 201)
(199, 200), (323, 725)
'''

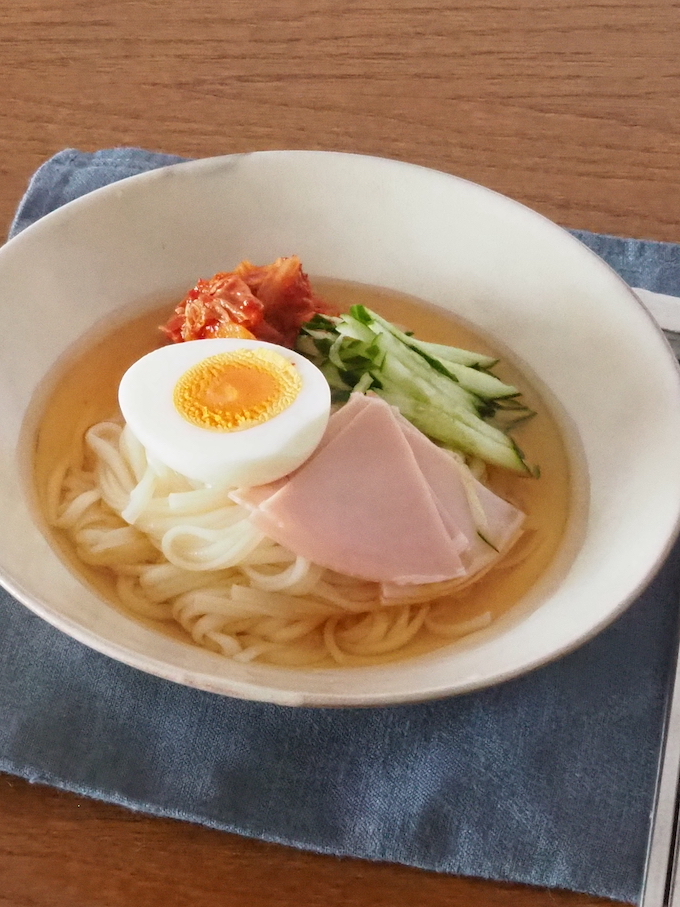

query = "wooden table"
(1, 1), (678, 905)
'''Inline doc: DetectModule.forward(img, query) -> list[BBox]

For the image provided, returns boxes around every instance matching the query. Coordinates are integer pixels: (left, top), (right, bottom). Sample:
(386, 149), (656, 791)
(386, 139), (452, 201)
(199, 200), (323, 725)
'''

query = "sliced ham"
(316, 391), (374, 452)
(229, 394), (374, 512)
(236, 399), (467, 584)
(394, 413), (476, 556)
(233, 393), (525, 587)
(390, 406), (524, 568)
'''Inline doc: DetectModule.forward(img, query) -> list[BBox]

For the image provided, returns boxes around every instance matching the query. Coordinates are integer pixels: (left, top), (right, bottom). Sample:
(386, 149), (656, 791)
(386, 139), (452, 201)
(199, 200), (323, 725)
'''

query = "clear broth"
(33, 279), (578, 664)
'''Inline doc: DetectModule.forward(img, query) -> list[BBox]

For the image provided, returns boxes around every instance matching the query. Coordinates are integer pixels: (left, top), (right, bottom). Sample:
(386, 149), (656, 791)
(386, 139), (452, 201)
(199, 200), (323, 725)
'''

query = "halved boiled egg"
(118, 338), (331, 487)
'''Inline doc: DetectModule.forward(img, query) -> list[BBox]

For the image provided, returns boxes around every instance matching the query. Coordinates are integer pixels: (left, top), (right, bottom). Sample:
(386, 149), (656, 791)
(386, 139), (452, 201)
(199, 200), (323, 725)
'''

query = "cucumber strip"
(407, 340), (498, 370)
(494, 410), (536, 431)
(411, 407), (530, 474)
(328, 334), (348, 370)
(442, 362), (518, 399)
(357, 306), (498, 369)
(295, 335), (319, 358)
(336, 315), (376, 343)
(352, 372), (374, 393)
(301, 328), (337, 342)
(376, 383), (529, 474)
(451, 402), (521, 445)
(494, 397), (532, 410)
(341, 338), (379, 362)
(373, 330), (481, 413)
(357, 308), (506, 400)
(377, 348), (430, 401)
(297, 304), (534, 475)
(319, 361), (352, 391)
(375, 371), (501, 442)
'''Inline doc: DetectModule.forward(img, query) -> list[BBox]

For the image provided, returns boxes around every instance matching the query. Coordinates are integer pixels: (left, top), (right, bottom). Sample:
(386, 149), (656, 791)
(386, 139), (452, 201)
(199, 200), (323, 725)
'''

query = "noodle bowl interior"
(33, 278), (573, 668)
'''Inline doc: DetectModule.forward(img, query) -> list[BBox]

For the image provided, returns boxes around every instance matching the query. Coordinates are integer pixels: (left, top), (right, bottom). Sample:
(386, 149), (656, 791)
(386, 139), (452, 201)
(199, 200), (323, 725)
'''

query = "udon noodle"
(37, 278), (573, 668)
(48, 417), (499, 667)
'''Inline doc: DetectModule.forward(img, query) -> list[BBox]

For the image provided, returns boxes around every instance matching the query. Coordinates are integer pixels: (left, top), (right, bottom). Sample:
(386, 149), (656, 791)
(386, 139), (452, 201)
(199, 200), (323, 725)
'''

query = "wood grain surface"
(1, 0), (679, 905)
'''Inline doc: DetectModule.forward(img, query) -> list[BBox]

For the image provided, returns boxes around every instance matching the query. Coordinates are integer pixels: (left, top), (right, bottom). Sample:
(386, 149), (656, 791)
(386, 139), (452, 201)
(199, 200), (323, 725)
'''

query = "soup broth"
(33, 278), (578, 666)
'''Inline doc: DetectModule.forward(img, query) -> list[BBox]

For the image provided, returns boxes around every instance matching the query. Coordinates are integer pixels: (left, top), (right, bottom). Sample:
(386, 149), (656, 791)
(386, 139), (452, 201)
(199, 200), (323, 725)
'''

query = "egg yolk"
(173, 349), (303, 432)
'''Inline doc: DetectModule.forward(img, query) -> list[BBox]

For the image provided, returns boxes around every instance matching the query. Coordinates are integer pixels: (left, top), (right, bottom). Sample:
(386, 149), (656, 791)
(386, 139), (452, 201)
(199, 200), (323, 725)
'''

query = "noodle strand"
(48, 418), (516, 667)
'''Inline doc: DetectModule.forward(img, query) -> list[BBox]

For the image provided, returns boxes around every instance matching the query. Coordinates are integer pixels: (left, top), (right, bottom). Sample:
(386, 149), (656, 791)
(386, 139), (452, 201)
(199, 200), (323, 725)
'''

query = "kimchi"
(162, 256), (339, 349)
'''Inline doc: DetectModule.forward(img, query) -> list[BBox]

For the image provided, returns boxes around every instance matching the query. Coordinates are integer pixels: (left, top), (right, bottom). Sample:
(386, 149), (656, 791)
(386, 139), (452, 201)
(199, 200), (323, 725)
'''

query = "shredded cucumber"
(296, 306), (534, 475)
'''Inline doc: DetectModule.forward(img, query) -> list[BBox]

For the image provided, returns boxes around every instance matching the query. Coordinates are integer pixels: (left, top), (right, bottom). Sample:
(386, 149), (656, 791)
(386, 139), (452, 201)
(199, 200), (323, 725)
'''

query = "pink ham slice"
(315, 391), (373, 451)
(232, 394), (525, 586)
(235, 398), (467, 583)
(394, 412), (524, 568)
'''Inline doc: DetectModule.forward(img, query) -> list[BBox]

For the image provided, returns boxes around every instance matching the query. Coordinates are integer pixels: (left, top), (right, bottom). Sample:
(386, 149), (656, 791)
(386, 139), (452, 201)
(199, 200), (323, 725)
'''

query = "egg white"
(118, 338), (331, 488)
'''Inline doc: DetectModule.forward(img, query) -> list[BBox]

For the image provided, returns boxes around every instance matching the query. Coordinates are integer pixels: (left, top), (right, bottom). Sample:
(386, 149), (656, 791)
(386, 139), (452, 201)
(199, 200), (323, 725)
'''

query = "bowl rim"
(3, 148), (680, 707)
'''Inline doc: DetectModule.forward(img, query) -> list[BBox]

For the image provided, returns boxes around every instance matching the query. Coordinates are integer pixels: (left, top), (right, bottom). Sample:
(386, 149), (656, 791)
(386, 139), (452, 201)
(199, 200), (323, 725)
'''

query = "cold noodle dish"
(34, 257), (573, 668)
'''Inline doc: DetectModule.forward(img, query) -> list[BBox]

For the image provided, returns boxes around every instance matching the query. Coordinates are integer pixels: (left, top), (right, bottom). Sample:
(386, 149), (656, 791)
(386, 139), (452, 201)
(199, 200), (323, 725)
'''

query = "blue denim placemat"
(3, 148), (680, 903)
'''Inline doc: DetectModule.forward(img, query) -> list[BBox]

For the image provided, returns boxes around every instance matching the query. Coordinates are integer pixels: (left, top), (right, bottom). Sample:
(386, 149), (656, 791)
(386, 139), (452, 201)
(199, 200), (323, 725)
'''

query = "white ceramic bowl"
(2, 151), (680, 707)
